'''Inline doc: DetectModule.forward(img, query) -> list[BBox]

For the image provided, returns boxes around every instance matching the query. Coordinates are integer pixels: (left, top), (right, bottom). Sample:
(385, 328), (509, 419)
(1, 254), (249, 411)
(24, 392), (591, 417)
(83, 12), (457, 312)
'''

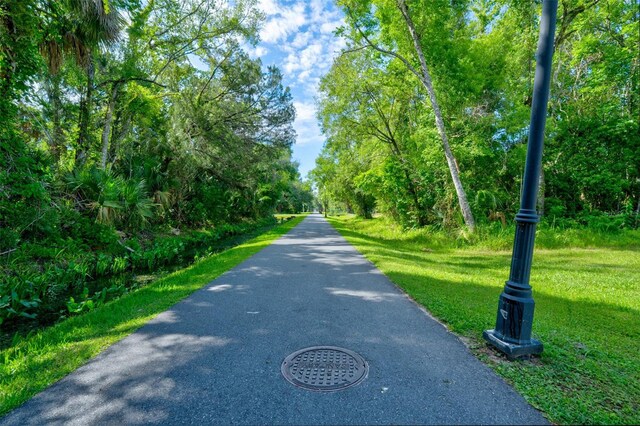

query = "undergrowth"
(1, 216), (282, 346)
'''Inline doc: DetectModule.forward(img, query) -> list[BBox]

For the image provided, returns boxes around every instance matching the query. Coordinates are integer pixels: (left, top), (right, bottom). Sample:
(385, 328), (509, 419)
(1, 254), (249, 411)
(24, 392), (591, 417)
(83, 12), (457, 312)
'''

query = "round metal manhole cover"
(281, 346), (368, 392)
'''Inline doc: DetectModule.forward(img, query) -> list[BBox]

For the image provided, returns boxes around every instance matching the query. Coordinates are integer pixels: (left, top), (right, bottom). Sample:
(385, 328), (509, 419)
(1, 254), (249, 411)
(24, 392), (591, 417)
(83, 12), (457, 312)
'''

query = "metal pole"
(483, 0), (558, 359)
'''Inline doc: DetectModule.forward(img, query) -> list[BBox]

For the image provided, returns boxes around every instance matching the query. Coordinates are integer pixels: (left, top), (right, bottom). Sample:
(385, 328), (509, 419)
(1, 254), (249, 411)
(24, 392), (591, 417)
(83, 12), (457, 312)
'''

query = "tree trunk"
(76, 57), (94, 167)
(100, 83), (120, 170)
(402, 167), (425, 226)
(0, 7), (16, 105)
(386, 132), (426, 226)
(110, 112), (130, 167)
(46, 74), (64, 164)
(396, 0), (476, 232)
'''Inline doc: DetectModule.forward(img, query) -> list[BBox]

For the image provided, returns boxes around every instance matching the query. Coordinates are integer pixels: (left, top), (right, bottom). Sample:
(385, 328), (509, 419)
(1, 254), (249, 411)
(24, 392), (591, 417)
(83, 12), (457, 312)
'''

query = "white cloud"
(309, 0), (340, 23)
(261, 21), (291, 44)
(188, 54), (209, 71)
(293, 117), (323, 147)
(254, 46), (268, 57)
(259, 2), (307, 44)
(290, 31), (311, 49)
(309, 0), (324, 21)
(294, 101), (316, 121)
(320, 20), (340, 35)
(333, 36), (347, 52)
(303, 76), (322, 96)
(293, 101), (321, 147)
(257, 0), (281, 16)
(298, 69), (312, 81)
(245, 45), (269, 58)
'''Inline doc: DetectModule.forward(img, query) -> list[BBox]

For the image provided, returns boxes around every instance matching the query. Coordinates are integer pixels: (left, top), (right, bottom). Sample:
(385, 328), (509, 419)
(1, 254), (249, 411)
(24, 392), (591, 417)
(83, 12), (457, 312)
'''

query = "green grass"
(328, 215), (640, 425)
(274, 213), (309, 219)
(0, 215), (306, 416)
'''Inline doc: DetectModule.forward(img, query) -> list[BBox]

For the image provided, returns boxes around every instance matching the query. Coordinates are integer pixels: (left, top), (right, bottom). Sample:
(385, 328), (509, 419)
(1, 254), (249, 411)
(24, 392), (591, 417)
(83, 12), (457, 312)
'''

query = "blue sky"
(247, 0), (346, 179)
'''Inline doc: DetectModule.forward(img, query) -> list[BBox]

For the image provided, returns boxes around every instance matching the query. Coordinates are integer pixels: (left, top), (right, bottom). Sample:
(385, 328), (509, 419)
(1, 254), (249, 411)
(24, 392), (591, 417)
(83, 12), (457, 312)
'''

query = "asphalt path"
(2, 214), (547, 425)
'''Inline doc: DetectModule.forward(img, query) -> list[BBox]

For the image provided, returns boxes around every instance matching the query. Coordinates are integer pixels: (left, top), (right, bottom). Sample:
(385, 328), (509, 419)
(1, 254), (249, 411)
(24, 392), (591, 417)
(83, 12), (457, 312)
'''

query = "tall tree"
(340, 0), (476, 231)
(37, 0), (125, 164)
(318, 50), (428, 225)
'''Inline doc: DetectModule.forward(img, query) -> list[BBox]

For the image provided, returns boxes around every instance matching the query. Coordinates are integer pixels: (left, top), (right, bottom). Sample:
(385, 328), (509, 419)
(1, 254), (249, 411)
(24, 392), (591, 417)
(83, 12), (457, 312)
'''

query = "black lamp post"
(483, 0), (558, 359)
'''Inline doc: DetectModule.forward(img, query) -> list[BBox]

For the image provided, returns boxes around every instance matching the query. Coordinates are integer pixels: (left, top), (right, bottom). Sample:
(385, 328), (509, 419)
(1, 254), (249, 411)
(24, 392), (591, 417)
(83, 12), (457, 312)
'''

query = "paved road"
(2, 214), (547, 425)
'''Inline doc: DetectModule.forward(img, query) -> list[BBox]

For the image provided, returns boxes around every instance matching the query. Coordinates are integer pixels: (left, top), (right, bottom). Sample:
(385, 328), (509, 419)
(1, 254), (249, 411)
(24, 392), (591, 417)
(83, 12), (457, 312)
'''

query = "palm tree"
(39, 0), (124, 165)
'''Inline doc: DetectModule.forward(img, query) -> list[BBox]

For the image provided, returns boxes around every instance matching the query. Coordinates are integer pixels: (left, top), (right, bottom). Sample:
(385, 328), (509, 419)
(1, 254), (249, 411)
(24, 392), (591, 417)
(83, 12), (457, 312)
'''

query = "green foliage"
(276, 177), (315, 213)
(0, 134), (53, 249)
(0, 216), (278, 332)
(63, 166), (161, 228)
(545, 116), (639, 217)
(313, 0), (639, 232)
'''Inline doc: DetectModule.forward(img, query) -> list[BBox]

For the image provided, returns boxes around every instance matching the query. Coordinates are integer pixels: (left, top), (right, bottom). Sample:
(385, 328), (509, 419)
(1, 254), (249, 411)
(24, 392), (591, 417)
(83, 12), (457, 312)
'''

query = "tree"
(37, 0), (126, 164)
(318, 50), (429, 225)
(339, 0), (476, 231)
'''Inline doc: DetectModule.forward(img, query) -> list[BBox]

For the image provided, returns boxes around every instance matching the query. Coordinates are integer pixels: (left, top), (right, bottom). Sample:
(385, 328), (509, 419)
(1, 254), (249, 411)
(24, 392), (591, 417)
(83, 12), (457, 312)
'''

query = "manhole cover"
(281, 346), (368, 391)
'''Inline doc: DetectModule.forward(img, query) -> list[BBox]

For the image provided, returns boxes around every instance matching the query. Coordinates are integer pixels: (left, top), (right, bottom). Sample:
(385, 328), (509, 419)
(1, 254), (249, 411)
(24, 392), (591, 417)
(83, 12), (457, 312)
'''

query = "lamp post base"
(483, 329), (543, 360)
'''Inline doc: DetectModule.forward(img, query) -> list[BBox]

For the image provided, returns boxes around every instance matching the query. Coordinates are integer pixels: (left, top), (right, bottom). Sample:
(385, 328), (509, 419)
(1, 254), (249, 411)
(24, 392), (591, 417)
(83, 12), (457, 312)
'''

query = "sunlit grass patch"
(328, 215), (640, 425)
(0, 216), (306, 417)
(274, 213), (309, 219)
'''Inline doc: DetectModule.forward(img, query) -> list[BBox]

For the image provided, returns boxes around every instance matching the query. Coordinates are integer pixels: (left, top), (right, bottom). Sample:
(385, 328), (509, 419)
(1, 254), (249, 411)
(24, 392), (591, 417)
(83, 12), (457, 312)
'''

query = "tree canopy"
(311, 0), (639, 230)
(1, 0), (313, 246)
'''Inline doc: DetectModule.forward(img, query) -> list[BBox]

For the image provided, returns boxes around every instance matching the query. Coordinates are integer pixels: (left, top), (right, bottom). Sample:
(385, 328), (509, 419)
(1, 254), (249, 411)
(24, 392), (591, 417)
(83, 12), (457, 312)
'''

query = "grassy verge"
(328, 215), (639, 425)
(274, 213), (310, 219)
(0, 215), (306, 416)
